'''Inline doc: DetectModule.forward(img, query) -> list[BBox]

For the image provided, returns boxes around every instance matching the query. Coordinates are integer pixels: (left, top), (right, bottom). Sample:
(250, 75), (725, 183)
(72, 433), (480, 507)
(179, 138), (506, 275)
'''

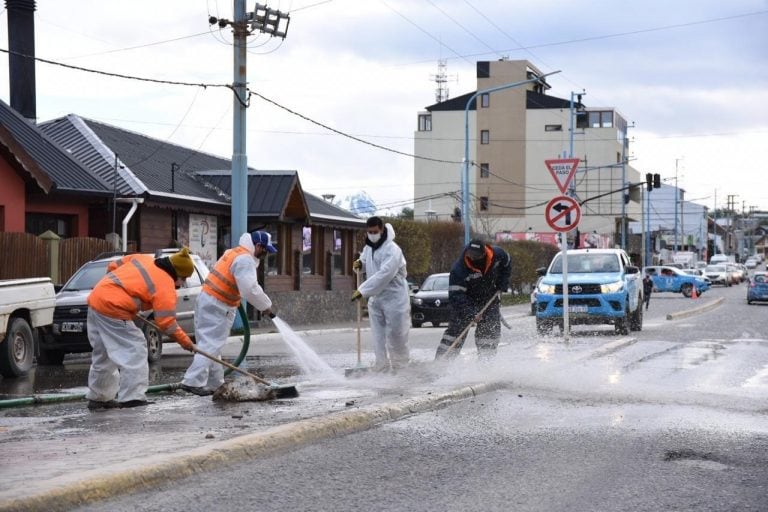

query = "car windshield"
(421, 275), (449, 291)
(706, 265), (726, 272)
(61, 261), (110, 291)
(754, 275), (767, 284)
(549, 253), (620, 274)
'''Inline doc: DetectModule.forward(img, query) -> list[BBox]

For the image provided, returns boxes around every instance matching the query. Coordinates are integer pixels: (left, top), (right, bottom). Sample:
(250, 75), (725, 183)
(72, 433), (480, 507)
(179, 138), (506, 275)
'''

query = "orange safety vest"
(202, 246), (251, 307)
(88, 254), (191, 346)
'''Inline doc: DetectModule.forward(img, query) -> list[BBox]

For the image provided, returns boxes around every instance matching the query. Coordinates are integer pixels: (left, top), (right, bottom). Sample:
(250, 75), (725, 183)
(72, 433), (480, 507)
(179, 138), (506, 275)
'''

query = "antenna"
(430, 59), (457, 103)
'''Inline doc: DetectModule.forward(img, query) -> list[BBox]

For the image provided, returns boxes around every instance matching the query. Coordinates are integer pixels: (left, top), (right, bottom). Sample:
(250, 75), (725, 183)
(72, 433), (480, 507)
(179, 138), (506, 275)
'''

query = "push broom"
(135, 315), (299, 399)
(345, 268), (370, 377)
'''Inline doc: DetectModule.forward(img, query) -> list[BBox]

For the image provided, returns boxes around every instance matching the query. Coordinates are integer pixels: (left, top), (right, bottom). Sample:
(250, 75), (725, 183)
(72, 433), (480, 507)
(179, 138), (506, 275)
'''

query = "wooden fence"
(0, 232), (114, 284)
(0, 232), (49, 280)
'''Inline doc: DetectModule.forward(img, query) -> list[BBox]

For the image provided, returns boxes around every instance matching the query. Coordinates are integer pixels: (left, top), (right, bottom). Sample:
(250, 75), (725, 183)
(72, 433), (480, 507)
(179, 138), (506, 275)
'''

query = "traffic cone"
(691, 285), (698, 299)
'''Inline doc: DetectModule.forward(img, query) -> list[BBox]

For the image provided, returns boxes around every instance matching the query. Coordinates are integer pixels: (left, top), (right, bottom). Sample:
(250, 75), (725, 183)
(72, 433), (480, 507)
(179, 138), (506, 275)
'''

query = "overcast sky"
(1, 0), (766, 217)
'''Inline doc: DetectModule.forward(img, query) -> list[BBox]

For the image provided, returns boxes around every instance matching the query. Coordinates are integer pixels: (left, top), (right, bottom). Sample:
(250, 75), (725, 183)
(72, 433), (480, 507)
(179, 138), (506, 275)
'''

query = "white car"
(704, 264), (732, 287)
(40, 250), (210, 365)
(744, 258), (758, 269)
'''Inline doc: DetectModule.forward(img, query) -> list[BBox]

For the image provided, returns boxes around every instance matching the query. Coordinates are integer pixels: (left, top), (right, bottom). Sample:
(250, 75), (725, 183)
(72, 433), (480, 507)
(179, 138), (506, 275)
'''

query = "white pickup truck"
(0, 278), (56, 377)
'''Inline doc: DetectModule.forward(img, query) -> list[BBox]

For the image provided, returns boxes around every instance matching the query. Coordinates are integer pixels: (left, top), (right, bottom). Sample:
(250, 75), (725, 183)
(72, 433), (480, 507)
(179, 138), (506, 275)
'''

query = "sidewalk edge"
(0, 381), (505, 512)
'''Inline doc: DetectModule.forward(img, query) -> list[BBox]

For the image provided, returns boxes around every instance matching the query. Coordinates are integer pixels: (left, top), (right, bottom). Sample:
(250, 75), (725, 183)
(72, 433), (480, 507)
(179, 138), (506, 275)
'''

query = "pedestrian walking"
(643, 273), (653, 310)
(86, 248), (196, 410)
(181, 231), (277, 396)
(351, 217), (410, 372)
(434, 238), (512, 360)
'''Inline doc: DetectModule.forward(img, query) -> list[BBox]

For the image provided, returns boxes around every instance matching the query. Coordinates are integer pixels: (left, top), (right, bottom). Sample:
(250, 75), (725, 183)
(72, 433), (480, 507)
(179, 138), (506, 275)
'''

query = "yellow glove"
(352, 259), (362, 271)
(351, 290), (362, 302)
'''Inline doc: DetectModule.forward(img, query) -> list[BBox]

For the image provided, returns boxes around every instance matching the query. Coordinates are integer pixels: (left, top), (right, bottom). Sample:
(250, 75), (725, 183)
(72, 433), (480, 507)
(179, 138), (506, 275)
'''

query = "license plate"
(569, 306), (588, 313)
(61, 322), (83, 332)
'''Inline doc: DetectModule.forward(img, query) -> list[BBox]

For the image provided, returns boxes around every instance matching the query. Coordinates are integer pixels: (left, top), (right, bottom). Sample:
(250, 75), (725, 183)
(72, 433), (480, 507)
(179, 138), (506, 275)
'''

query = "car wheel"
(536, 318), (553, 335)
(0, 317), (35, 378)
(531, 304), (536, 316)
(681, 283), (693, 298)
(37, 348), (66, 366)
(411, 319), (423, 328)
(615, 308), (630, 336)
(431, 321), (441, 327)
(143, 323), (164, 363)
(630, 302), (643, 331)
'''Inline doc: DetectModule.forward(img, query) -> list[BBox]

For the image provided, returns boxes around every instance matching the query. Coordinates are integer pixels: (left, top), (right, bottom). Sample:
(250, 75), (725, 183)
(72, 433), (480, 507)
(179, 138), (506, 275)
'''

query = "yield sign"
(545, 158), (580, 194)
(545, 195), (581, 233)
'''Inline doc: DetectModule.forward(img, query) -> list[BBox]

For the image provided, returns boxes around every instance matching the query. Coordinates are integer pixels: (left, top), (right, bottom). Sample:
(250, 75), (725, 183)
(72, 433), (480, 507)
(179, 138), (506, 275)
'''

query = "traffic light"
(646, 173), (653, 192)
(653, 173), (661, 188)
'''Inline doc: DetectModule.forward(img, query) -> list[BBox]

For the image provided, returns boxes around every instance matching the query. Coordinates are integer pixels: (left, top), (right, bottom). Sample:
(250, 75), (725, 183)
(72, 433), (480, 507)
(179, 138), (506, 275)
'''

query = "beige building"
(414, 59), (642, 245)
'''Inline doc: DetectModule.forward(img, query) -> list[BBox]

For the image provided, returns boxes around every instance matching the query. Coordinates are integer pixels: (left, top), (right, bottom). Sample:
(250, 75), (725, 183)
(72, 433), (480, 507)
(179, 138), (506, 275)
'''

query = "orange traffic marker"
(691, 285), (698, 299)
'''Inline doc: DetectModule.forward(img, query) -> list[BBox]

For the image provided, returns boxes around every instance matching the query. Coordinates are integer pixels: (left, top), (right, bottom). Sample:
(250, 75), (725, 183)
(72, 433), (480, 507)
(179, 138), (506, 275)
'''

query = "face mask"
(367, 233), (381, 243)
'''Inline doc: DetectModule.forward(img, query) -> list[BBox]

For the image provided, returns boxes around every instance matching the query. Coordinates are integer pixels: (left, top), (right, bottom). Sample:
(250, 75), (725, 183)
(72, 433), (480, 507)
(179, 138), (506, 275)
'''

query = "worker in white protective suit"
(351, 216), (411, 372)
(180, 231), (277, 396)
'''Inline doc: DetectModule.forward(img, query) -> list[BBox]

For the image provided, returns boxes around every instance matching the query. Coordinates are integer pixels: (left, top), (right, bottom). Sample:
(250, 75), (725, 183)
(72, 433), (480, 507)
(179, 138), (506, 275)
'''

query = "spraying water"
(272, 317), (340, 380)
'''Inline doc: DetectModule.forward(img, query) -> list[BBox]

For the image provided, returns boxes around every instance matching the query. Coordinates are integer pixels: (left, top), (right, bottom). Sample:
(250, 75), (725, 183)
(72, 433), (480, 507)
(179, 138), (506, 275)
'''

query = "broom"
(345, 268), (371, 377)
(135, 315), (299, 399)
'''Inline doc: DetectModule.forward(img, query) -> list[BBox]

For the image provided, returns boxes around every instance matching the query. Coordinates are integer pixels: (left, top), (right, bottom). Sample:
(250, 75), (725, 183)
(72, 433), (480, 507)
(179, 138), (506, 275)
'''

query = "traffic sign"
(545, 195), (581, 232)
(545, 158), (580, 194)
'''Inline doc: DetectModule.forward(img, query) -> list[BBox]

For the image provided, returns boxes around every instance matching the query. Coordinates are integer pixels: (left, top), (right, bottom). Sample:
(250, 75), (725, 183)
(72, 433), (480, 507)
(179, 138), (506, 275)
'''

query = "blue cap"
(251, 231), (277, 253)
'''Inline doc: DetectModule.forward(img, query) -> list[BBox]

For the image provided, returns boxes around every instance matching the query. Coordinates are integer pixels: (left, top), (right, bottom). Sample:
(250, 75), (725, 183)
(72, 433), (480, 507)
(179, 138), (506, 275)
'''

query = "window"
(302, 226), (314, 274)
(26, 213), (74, 237)
(480, 163), (489, 178)
(332, 229), (344, 275)
(479, 196), (489, 211)
(480, 130), (489, 144)
(586, 110), (614, 128)
(480, 93), (489, 108)
(418, 114), (432, 131)
(545, 124), (562, 132)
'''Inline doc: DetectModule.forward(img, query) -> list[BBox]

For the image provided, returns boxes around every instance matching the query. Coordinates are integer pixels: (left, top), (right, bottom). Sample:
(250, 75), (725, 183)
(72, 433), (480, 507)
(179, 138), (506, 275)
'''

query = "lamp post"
(673, 157), (683, 253)
(461, 70), (560, 245)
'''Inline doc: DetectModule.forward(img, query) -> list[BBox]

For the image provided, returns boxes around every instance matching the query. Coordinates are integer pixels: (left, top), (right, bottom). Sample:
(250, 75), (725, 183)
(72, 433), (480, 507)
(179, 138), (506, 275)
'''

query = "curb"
(0, 381), (505, 512)
(665, 297), (724, 320)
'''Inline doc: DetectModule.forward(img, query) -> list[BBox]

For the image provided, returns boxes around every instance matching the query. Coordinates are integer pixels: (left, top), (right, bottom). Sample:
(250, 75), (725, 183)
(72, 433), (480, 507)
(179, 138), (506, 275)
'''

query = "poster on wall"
(189, 214), (217, 269)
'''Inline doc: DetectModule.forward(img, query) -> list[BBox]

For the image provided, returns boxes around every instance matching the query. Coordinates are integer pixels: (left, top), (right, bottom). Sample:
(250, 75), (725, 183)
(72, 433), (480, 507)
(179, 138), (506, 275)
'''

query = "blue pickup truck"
(535, 248), (643, 335)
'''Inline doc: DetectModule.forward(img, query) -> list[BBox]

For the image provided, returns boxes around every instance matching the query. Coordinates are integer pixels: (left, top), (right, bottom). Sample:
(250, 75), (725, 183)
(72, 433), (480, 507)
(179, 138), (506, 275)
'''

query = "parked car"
(728, 263), (746, 284)
(39, 250), (210, 365)
(704, 264), (733, 287)
(643, 266), (711, 297)
(744, 258), (758, 270)
(747, 271), (768, 304)
(410, 272), (450, 328)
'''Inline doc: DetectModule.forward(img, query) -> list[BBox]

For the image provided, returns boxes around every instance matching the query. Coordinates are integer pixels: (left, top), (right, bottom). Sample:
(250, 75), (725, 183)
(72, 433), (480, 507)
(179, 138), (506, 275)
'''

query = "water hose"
(0, 305), (251, 409)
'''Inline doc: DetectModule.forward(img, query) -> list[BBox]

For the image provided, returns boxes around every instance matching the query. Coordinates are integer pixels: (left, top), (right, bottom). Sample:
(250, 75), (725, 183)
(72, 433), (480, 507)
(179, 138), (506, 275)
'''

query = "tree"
(397, 207), (414, 220)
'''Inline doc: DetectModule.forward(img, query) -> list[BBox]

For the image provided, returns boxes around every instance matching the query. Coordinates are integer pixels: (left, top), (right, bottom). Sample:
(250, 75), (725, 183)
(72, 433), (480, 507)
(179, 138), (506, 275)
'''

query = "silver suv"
(39, 250), (209, 365)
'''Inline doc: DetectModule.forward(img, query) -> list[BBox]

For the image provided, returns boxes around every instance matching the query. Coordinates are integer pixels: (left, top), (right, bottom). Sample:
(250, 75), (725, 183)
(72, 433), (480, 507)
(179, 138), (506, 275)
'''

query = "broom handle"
(133, 315), (271, 386)
(355, 268), (362, 364)
(445, 292), (501, 355)
(193, 346), (272, 386)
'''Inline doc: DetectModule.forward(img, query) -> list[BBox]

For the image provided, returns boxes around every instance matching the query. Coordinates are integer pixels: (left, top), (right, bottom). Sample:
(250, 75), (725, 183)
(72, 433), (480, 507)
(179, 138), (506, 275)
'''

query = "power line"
(248, 89), (463, 165)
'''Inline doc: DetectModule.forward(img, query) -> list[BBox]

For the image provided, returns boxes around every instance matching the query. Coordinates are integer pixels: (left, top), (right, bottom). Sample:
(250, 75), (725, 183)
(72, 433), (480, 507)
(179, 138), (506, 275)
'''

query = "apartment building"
(414, 59), (642, 245)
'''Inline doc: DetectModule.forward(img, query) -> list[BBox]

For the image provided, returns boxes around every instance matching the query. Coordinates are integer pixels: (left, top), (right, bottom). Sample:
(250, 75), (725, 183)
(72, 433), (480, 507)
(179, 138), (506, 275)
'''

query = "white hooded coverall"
(182, 233), (272, 389)
(358, 223), (411, 368)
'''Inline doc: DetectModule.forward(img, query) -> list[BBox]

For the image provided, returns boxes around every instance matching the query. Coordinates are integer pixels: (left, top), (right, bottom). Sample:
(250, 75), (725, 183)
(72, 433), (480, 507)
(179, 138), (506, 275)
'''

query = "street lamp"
(461, 70), (561, 245)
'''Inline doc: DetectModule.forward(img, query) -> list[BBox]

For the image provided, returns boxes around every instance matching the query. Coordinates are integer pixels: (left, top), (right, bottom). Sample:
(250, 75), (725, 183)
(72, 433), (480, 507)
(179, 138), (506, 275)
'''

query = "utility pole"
(210, 3), (290, 243)
(727, 194), (738, 254)
(673, 157), (682, 253)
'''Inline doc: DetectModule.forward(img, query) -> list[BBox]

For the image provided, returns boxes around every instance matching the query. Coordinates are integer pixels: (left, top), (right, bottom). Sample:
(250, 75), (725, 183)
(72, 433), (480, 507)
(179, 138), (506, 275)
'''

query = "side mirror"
(536, 267), (546, 277)
(625, 265), (640, 274)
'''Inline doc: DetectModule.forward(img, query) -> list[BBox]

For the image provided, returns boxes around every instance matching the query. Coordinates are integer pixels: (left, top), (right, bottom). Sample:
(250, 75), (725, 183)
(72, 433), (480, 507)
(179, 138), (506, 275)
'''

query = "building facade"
(414, 59), (643, 246)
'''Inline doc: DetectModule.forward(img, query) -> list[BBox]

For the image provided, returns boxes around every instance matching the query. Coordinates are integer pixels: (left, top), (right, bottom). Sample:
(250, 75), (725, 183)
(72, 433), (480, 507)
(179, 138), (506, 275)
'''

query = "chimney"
(6, 0), (36, 122)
